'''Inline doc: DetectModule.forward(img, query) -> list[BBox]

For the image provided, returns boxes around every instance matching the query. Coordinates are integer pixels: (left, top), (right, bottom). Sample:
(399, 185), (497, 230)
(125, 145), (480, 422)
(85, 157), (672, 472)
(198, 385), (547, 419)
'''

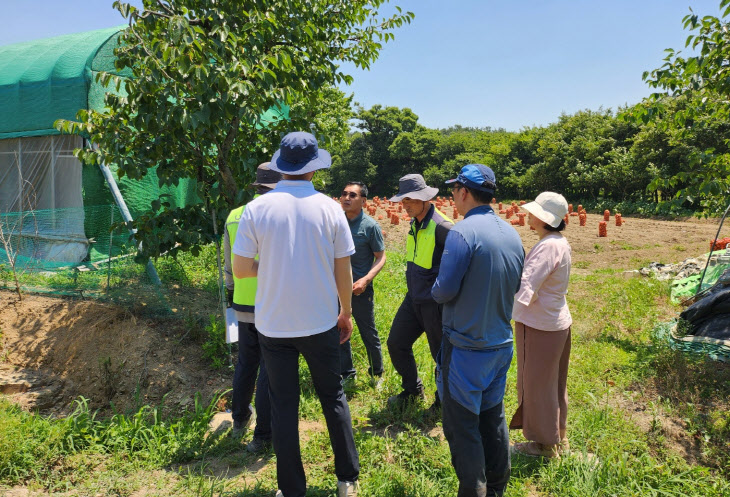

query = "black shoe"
(246, 436), (272, 454)
(387, 388), (425, 407)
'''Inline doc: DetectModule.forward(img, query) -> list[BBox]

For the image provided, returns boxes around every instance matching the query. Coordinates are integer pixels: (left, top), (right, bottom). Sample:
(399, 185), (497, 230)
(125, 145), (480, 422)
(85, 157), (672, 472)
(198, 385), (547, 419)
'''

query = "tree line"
(321, 97), (730, 217)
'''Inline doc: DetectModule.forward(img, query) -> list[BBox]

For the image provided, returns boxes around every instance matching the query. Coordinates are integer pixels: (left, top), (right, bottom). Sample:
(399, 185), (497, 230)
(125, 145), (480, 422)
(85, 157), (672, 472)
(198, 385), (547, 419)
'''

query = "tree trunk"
(217, 116), (242, 207)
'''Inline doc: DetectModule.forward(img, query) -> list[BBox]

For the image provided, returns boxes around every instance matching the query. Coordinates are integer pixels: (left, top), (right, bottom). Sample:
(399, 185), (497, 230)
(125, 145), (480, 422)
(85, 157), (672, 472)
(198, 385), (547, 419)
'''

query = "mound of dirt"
(0, 291), (230, 416)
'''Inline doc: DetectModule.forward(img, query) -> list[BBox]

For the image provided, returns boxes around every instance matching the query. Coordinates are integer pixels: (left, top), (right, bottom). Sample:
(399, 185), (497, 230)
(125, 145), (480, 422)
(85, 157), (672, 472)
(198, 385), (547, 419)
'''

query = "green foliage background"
(327, 103), (726, 218)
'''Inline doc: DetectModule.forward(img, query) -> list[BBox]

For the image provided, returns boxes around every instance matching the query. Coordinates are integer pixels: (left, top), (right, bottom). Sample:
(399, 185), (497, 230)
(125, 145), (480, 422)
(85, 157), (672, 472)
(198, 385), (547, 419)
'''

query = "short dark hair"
(545, 220), (566, 232)
(283, 172), (312, 180)
(345, 181), (368, 198)
(462, 185), (494, 204)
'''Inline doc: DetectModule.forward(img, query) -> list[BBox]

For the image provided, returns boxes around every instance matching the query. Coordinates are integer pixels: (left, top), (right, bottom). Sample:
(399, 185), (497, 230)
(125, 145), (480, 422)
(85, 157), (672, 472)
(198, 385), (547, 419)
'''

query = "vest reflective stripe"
(406, 208), (453, 270)
(226, 197), (259, 309)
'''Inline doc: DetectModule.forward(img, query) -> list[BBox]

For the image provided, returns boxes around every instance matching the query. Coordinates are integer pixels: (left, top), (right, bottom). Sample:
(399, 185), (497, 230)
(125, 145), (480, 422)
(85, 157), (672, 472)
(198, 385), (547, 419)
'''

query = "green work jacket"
(405, 204), (453, 303)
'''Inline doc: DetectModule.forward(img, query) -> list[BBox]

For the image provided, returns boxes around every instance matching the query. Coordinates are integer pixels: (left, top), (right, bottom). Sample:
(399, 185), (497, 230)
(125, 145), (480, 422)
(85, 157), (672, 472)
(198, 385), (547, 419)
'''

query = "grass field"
(2, 245), (730, 496)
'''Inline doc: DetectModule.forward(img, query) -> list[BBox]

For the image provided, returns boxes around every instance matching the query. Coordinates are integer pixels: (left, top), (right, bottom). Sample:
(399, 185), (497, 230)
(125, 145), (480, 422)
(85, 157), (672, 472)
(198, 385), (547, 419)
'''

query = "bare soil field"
(0, 201), (724, 416)
(370, 198), (722, 271)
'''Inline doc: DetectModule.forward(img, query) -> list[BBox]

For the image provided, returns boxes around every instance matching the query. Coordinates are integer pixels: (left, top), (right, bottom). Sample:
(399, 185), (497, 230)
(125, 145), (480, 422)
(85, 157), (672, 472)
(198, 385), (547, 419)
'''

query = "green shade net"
(0, 26), (288, 310)
(654, 321), (730, 363)
(0, 26), (126, 139)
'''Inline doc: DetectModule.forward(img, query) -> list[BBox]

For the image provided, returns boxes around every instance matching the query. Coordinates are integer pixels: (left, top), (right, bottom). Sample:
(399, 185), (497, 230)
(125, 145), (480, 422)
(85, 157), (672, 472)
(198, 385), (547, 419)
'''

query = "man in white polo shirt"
(232, 131), (359, 497)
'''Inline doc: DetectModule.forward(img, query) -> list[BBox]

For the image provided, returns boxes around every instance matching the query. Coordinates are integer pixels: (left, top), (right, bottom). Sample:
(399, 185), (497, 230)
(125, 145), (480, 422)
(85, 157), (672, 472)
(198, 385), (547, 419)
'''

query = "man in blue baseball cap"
(432, 164), (525, 497)
(233, 131), (360, 497)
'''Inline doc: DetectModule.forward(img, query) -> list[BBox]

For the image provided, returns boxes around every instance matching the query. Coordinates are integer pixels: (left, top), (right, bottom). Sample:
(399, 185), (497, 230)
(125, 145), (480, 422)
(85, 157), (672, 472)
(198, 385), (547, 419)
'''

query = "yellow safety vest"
(406, 208), (453, 270)
(226, 195), (260, 311)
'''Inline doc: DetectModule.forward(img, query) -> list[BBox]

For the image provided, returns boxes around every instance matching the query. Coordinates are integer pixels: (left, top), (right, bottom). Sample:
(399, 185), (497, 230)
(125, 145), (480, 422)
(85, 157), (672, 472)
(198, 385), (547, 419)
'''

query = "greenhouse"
(0, 27), (198, 269)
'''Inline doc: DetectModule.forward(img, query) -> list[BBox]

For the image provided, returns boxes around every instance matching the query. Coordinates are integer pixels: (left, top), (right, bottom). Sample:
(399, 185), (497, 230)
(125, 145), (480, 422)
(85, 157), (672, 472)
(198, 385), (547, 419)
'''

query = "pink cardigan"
(512, 233), (572, 331)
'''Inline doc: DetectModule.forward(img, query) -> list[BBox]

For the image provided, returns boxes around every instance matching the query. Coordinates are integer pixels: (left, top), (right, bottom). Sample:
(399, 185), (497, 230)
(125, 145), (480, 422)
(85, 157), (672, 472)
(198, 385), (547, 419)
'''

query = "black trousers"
(232, 321), (271, 440)
(387, 292), (443, 394)
(259, 326), (359, 497)
(340, 285), (384, 377)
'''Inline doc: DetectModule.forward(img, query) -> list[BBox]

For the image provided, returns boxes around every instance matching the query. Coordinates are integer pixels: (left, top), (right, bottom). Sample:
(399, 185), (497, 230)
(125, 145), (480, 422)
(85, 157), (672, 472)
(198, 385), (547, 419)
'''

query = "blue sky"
(1, 0), (723, 131)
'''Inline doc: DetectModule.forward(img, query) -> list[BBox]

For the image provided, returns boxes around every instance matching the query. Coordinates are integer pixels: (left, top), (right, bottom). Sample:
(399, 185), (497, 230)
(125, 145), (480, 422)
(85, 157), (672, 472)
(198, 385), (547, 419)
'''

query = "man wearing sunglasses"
(339, 182), (386, 388)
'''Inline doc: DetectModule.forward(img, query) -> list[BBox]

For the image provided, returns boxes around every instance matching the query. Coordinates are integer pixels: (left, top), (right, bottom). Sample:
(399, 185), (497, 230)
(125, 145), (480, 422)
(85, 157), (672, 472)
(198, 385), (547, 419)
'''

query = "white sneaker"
(337, 480), (358, 497)
(275, 491), (283, 497)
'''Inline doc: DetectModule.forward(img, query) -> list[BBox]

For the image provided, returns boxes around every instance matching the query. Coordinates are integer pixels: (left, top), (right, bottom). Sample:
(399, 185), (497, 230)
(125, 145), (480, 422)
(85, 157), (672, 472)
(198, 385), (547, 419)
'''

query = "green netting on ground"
(0, 240), (176, 317)
(671, 252), (730, 303)
(1, 239), (226, 321)
(0, 204), (137, 271)
(653, 320), (730, 363)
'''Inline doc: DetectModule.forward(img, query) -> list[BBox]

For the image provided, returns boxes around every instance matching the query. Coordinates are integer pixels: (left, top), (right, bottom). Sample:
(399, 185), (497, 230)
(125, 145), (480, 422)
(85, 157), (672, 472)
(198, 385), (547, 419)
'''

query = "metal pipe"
(96, 155), (161, 286)
(696, 200), (730, 296)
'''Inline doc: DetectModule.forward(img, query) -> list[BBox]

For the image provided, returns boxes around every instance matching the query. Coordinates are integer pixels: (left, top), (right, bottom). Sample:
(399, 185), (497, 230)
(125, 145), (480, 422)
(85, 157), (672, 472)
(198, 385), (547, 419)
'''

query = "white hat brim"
(522, 201), (562, 228)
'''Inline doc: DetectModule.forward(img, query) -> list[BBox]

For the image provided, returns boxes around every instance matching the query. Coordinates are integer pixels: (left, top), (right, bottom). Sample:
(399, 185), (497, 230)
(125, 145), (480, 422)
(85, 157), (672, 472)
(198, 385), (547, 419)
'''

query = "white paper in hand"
(225, 307), (239, 344)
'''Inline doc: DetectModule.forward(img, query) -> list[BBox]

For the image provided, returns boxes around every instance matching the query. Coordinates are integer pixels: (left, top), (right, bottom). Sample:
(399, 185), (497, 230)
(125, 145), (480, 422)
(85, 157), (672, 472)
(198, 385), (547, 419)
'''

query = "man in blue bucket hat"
(233, 132), (360, 497)
(432, 164), (524, 497)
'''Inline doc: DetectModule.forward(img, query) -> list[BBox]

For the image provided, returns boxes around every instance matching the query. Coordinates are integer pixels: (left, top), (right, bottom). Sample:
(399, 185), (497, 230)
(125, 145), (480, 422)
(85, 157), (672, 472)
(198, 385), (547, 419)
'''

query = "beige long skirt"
(509, 322), (571, 445)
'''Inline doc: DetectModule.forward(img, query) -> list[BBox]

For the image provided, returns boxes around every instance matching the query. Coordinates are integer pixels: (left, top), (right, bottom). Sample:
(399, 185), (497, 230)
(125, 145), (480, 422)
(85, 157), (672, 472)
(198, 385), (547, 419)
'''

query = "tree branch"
(140, 5), (204, 25)
(156, 0), (174, 16)
(127, 22), (175, 81)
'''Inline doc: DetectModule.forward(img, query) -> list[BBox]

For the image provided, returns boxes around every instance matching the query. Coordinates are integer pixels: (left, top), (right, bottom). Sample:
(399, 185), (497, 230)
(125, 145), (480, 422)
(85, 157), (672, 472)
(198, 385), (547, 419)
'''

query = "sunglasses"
(341, 191), (362, 199)
(451, 183), (464, 193)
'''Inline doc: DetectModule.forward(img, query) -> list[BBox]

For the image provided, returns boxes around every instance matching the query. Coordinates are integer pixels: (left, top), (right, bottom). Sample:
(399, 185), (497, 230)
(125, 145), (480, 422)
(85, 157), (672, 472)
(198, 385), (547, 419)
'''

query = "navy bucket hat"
(270, 131), (332, 174)
(446, 164), (496, 193)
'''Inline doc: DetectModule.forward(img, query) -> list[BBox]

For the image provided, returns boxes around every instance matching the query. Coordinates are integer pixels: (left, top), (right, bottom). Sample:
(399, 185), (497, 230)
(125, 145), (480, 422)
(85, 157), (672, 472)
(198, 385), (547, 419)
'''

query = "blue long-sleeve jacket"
(432, 205), (524, 350)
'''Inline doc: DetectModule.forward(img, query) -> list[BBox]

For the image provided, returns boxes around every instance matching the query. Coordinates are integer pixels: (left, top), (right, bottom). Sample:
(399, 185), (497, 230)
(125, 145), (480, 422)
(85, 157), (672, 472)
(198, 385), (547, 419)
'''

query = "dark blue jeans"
(232, 321), (271, 441)
(387, 292), (443, 394)
(259, 326), (359, 497)
(340, 285), (384, 377)
(440, 339), (511, 497)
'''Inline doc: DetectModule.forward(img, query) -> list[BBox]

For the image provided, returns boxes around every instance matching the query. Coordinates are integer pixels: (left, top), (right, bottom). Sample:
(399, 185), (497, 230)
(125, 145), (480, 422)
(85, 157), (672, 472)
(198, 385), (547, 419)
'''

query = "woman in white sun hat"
(509, 192), (572, 459)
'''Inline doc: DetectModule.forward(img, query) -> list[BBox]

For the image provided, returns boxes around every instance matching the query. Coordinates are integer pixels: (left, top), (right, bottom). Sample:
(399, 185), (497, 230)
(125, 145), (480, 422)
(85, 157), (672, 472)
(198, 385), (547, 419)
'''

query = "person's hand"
(352, 277), (369, 296)
(337, 311), (353, 344)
